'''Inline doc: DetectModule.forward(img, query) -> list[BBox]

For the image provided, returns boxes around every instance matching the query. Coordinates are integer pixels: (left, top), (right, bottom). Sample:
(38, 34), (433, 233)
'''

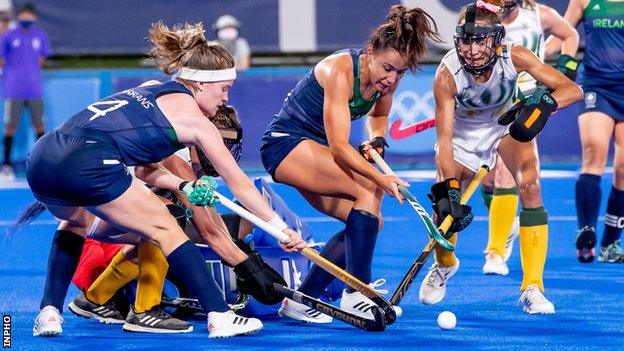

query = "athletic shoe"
(123, 307), (192, 333)
(576, 226), (596, 263)
(278, 298), (333, 324)
(339, 289), (403, 319)
(207, 310), (263, 338)
(68, 293), (125, 324)
(369, 278), (403, 317)
(483, 252), (509, 276)
(33, 305), (63, 337)
(598, 240), (624, 263)
(0, 164), (15, 181)
(419, 259), (460, 305)
(504, 217), (520, 262)
(518, 284), (555, 314)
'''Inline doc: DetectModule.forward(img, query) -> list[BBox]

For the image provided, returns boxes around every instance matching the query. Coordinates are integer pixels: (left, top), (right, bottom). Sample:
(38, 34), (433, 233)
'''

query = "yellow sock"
(486, 188), (518, 257)
(86, 250), (138, 305)
(435, 233), (458, 267)
(518, 207), (548, 292)
(134, 241), (169, 313)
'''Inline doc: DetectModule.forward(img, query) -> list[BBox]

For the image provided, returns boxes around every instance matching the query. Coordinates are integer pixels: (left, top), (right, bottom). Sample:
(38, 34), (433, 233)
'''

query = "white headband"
(174, 67), (237, 82)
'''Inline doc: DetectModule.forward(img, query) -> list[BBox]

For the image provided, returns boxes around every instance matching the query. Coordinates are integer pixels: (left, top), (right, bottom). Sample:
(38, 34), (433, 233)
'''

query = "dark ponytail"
(369, 5), (443, 71)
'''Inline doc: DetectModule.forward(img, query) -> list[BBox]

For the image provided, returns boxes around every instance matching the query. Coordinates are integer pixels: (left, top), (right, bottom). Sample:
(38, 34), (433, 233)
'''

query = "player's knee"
(144, 217), (187, 250)
(613, 163), (624, 188)
(481, 174), (495, 192)
(517, 176), (542, 206)
(582, 144), (608, 170)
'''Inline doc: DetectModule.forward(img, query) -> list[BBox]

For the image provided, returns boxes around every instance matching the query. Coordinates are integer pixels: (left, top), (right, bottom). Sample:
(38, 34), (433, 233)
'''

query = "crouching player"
(67, 106), (292, 333)
(419, 0), (582, 314)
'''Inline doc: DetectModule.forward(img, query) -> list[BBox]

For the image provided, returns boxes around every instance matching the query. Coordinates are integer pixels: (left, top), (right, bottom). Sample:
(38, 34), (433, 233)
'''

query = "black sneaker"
(122, 306), (193, 333)
(68, 293), (126, 324)
(576, 226), (596, 263)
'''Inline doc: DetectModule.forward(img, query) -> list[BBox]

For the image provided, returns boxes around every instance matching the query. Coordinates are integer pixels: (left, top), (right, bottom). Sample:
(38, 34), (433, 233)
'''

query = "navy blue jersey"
(61, 80), (188, 166)
(278, 48), (380, 137)
(582, 0), (624, 81)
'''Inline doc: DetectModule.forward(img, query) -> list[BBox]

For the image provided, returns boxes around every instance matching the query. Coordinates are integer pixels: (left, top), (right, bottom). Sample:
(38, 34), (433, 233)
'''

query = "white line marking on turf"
(0, 216), (585, 227)
(0, 168), (612, 189)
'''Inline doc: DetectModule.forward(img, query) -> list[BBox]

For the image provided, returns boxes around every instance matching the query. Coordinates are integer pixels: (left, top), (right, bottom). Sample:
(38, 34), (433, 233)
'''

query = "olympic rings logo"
(391, 90), (435, 124)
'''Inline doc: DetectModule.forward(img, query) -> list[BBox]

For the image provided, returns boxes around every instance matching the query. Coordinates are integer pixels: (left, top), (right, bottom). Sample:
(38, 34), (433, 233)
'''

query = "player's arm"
(318, 57), (406, 200)
(134, 162), (187, 191)
(366, 80), (401, 139)
(505, 46), (583, 142)
(165, 94), (305, 250)
(543, 0), (587, 54)
(512, 45), (583, 108)
(160, 152), (247, 266)
(433, 64), (458, 180)
(541, 4), (579, 57)
(360, 82), (402, 161)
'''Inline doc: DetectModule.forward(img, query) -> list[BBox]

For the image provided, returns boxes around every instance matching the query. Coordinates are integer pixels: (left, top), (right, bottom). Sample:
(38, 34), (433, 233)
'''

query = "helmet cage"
(454, 3), (505, 75)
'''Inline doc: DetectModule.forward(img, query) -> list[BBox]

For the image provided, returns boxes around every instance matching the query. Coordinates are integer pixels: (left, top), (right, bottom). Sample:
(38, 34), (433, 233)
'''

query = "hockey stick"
(273, 283), (386, 332)
(161, 294), (249, 314)
(369, 149), (454, 251)
(388, 165), (489, 306)
(213, 191), (396, 325)
(389, 117), (436, 140)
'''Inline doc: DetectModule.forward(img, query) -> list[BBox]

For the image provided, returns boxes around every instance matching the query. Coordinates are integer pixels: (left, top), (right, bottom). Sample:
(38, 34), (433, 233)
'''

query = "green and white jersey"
(505, 3), (545, 92)
(439, 45), (518, 172)
(441, 44), (518, 122)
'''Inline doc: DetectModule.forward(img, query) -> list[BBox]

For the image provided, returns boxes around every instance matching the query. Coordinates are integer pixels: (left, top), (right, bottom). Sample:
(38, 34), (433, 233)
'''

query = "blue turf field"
(1, 172), (623, 350)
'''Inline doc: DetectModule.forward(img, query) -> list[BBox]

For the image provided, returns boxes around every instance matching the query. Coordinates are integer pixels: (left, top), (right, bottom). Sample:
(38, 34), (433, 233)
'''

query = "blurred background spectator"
(0, 3), (51, 180)
(0, 11), (10, 35)
(213, 14), (250, 71)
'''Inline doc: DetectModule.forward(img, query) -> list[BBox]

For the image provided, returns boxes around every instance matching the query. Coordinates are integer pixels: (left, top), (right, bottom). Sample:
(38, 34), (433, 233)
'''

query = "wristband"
(267, 213), (288, 231)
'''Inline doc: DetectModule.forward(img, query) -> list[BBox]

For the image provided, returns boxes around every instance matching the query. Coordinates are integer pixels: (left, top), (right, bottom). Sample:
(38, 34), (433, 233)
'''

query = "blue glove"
(179, 176), (219, 207)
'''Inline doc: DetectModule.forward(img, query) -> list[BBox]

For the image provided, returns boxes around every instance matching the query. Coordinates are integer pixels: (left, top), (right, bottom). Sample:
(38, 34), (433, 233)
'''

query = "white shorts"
(448, 118), (509, 173)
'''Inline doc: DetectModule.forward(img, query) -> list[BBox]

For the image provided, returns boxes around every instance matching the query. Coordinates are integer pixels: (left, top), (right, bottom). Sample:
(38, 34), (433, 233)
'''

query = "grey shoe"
(123, 307), (193, 333)
(68, 293), (125, 324)
(598, 240), (624, 263)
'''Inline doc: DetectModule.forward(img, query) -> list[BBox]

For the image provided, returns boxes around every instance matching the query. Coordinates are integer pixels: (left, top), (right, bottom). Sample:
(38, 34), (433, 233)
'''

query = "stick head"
(370, 295), (397, 325)
(366, 305), (387, 332)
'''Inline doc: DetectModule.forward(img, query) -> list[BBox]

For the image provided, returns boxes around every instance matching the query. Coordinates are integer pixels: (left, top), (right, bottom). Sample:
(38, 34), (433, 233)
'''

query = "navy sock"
(344, 209), (379, 293)
(40, 230), (85, 311)
(298, 230), (345, 297)
(575, 173), (602, 229)
(3, 135), (13, 165)
(601, 186), (624, 247)
(166, 240), (229, 313)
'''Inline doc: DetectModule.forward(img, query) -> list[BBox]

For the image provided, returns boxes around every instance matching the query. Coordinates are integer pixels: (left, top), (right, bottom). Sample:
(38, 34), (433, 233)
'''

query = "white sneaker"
(339, 279), (403, 319)
(278, 298), (333, 324)
(504, 217), (520, 262)
(339, 290), (403, 319)
(207, 310), (263, 338)
(33, 305), (63, 337)
(0, 164), (15, 182)
(518, 285), (555, 314)
(483, 252), (509, 276)
(419, 259), (460, 305)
